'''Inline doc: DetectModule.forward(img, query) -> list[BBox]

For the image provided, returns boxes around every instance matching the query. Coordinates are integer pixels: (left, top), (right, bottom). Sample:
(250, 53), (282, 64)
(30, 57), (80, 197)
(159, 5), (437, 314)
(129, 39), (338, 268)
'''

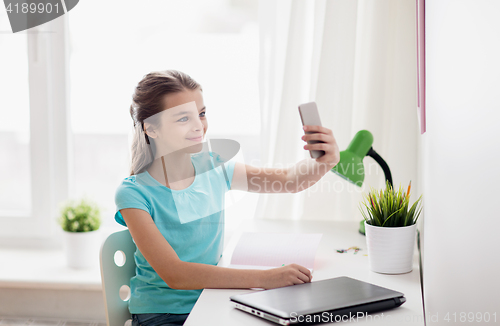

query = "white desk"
(185, 219), (424, 325)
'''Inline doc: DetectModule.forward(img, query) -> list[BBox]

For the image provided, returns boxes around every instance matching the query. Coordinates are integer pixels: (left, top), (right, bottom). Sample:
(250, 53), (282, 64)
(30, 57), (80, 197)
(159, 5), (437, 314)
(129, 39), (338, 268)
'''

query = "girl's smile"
(187, 135), (203, 142)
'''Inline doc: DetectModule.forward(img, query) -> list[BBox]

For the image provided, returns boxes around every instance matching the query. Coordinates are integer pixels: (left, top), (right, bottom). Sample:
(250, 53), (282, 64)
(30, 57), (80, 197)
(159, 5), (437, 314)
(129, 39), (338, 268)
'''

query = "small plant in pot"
(359, 181), (423, 274)
(58, 197), (102, 269)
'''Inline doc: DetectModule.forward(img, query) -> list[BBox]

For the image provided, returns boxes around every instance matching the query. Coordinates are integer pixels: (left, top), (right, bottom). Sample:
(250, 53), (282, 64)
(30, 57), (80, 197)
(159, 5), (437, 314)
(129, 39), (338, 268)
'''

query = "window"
(67, 0), (260, 228)
(0, 1), (260, 242)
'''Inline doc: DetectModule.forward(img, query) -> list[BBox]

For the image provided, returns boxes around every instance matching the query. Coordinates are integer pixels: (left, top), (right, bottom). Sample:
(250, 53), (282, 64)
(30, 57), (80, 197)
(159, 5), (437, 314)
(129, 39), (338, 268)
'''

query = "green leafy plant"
(359, 181), (422, 227)
(58, 198), (101, 232)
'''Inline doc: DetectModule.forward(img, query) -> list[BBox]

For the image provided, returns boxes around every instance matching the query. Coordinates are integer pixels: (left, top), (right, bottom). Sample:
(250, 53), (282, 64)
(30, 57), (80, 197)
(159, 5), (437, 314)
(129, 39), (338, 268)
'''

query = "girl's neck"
(147, 152), (195, 189)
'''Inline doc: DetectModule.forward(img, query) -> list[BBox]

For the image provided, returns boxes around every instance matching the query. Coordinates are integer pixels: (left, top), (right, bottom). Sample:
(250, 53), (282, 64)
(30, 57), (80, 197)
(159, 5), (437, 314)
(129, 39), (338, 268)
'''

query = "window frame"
(0, 16), (71, 247)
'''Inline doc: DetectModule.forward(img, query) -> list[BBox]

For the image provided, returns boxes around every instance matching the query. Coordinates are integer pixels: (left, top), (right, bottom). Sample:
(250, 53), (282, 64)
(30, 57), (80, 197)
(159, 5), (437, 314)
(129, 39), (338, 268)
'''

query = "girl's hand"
(260, 264), (312, 290)
(302, 125), (340, 166)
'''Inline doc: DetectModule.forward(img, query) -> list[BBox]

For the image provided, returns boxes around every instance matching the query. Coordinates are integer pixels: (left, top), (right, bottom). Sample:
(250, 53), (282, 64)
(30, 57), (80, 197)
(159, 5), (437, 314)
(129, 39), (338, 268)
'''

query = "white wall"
(423, 1), (500, 324)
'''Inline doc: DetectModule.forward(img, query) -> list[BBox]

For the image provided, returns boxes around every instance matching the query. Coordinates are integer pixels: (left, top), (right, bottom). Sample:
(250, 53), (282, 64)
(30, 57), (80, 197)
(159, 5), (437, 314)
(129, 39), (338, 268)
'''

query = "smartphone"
(298, 101), (325, 159)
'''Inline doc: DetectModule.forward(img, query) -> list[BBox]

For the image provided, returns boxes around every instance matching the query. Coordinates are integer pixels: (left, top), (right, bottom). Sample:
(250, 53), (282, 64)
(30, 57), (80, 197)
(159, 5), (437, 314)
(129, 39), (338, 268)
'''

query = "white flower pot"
(62, 229), (101, 269)
(364, 221), (417, 274)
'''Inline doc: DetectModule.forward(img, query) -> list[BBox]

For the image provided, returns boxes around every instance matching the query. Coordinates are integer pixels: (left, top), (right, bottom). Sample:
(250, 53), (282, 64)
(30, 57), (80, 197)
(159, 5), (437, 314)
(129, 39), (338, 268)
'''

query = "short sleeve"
(223, 160), (236, 190)
(114, 181), (152, 227)
(212, 153), (236, 191)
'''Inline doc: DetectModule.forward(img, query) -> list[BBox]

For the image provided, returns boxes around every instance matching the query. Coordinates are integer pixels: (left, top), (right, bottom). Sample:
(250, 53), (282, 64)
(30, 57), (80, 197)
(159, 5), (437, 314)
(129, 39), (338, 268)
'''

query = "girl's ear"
(143, 122), (158, 139)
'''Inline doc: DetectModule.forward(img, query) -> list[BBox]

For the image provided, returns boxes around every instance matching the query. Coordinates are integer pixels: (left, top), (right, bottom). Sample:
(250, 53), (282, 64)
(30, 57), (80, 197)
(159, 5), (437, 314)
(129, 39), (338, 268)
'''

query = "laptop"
(230, 276), (406, 325)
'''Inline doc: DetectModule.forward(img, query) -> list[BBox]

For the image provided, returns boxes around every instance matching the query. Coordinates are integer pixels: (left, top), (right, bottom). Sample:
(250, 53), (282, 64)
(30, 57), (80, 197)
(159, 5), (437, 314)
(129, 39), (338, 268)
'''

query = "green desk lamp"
(330, 130), (393, 235)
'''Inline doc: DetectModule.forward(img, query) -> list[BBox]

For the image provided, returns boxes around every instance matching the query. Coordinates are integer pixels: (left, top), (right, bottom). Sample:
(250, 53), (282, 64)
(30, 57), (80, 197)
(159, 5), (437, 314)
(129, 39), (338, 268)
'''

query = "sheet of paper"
(229, 232), (322, 270)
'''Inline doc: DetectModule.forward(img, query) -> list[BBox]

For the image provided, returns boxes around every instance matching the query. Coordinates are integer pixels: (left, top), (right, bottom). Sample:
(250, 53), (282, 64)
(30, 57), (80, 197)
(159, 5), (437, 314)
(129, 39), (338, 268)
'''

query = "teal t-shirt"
(114, 151), (236, 314)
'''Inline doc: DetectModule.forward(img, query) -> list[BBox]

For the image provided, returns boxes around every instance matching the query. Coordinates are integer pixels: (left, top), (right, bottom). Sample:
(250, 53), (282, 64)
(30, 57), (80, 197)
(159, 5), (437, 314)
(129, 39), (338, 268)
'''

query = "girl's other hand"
(260, 264), (312, 290)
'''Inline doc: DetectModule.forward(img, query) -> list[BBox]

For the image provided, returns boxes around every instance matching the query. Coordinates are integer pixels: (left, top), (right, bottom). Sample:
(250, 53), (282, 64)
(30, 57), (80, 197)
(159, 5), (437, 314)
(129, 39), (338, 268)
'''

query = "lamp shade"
(331, 130), (374, 187)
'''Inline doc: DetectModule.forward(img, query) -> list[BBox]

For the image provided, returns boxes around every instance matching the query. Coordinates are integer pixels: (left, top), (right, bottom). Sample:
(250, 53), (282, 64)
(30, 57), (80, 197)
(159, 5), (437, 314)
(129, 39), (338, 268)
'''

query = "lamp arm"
(366, 147), (393, 188)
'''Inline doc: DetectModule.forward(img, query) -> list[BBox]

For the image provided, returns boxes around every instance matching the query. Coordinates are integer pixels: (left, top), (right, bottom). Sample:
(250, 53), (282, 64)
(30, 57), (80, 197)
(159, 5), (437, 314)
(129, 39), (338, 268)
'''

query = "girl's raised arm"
(230, 125), (340, 193)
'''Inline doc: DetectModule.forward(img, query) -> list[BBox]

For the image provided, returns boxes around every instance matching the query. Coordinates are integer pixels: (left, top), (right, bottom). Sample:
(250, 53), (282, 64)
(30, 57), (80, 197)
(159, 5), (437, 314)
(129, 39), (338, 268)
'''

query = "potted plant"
(359, 181), (423, 274)
(58, 197), (102, 269)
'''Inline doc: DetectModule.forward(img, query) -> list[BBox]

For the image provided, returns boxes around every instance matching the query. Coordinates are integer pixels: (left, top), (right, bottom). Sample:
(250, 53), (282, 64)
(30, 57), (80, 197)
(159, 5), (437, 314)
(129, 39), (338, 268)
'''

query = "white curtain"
(256, 0), (420, 221)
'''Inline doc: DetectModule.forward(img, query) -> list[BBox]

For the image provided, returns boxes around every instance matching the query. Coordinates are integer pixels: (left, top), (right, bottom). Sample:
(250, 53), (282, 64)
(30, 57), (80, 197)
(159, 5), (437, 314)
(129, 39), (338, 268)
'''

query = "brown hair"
(129, 70), (201, 176)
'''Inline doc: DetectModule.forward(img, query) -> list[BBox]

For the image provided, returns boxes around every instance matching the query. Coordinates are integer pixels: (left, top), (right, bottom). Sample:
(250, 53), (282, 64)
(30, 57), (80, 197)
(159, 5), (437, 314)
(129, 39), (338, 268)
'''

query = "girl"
(114, 70), (340, 326)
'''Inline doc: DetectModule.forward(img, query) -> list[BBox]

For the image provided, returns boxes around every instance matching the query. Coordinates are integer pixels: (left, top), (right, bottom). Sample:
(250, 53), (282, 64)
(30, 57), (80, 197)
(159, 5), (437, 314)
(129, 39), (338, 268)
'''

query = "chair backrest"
(100, 229), (136, 326)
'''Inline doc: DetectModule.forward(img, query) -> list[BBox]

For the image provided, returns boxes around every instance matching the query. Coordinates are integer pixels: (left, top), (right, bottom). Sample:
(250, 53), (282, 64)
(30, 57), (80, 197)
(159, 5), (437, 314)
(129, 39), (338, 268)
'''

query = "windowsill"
(0, 221), (248, 292)
(0, 226), (123, 291)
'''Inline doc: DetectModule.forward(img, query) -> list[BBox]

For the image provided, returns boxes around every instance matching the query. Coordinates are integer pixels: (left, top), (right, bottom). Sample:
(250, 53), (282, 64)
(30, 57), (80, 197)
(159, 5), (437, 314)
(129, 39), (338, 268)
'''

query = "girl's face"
(144, 88), (208, 157)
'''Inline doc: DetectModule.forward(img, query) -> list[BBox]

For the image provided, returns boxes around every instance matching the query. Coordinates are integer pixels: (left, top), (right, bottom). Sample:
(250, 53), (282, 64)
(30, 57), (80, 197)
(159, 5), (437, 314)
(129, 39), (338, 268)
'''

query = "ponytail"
(129, 106), (155, 175)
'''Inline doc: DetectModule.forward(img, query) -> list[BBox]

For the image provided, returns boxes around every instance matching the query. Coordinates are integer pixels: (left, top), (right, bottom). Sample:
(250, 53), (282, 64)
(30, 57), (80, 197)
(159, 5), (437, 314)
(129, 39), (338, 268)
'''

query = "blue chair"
(100, 230), (136, 326)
